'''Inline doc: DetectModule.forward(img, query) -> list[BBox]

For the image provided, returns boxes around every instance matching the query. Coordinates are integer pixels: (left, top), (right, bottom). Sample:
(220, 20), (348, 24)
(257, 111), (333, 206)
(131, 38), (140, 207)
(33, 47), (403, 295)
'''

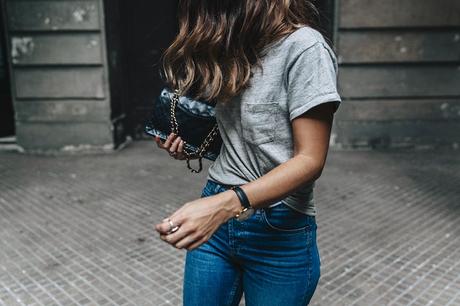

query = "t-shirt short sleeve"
(286, 41), (342, 121)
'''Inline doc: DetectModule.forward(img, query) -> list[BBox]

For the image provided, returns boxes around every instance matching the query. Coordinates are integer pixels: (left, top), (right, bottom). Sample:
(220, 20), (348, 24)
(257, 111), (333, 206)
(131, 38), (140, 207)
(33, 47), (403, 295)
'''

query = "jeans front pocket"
(200, 180), (216, 198)
(262, 201), (313, 232)
(241, 101), (279, 146)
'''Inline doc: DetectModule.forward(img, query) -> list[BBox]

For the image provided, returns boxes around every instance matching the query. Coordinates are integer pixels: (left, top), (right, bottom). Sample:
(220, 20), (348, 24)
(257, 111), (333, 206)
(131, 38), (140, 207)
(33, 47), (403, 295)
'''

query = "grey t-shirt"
(206, 26), (342, 216)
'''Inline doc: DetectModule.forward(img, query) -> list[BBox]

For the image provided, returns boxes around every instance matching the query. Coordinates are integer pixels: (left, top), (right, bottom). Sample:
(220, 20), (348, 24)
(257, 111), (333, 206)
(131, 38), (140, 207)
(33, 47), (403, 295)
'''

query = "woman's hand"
(153, 132), (201, 160)
(154, 190), (241, 250)
(153, 132), (187, 160)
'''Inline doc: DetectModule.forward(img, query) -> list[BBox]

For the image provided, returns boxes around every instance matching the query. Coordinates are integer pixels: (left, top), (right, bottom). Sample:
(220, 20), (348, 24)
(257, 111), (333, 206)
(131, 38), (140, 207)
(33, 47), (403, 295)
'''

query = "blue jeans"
(183, 179), (321, 306)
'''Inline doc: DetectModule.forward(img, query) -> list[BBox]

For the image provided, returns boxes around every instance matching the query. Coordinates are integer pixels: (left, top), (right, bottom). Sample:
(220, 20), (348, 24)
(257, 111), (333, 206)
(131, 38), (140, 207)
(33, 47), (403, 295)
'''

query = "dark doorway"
(118, 0), (178, 139)
(316, 0), (336, 43)
(0, 1), (14, 138)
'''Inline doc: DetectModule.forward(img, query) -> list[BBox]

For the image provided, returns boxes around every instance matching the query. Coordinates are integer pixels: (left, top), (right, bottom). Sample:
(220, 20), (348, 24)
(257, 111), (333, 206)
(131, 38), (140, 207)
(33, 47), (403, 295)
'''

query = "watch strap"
(230, 186), (251, 209)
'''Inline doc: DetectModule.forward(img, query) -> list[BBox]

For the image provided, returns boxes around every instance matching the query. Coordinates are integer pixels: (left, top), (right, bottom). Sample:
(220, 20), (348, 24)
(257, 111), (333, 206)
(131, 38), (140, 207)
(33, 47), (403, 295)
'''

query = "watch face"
(236, 207), (255, 221)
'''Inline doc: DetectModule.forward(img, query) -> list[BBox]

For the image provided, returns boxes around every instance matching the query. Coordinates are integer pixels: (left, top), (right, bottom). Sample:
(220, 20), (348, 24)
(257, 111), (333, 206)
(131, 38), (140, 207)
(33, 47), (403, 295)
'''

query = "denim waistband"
(205, 179), (290, 209)
(206, 179), (238, 193)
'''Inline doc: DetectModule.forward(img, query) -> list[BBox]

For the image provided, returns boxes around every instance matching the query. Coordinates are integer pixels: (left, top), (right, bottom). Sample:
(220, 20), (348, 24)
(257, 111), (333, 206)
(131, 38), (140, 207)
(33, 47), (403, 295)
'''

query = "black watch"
(230, 186), (255, 221)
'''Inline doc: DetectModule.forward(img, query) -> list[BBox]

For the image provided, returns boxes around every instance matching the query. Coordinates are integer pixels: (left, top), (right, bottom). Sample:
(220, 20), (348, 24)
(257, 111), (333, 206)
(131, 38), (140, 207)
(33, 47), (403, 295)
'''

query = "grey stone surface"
(0, 141), (459, 306)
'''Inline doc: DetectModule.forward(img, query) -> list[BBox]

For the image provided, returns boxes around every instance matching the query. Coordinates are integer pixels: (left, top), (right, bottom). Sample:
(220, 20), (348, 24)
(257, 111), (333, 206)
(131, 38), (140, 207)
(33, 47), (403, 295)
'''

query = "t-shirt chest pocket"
(241, 101), (279, 146)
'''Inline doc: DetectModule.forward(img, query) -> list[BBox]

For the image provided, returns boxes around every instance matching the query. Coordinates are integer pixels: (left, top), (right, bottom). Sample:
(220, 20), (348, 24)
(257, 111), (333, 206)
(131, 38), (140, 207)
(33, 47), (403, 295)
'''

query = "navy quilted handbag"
(144, 87), (222, 173)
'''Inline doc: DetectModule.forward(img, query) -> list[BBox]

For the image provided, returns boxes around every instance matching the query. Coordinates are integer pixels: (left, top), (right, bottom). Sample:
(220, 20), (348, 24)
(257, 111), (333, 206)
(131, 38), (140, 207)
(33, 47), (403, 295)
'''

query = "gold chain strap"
(170, 88), (219, 173)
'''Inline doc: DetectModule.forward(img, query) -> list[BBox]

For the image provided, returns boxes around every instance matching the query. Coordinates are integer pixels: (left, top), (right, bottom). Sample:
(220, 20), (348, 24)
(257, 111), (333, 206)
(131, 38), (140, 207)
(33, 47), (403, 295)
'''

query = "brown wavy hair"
(160, 0), (320, 104)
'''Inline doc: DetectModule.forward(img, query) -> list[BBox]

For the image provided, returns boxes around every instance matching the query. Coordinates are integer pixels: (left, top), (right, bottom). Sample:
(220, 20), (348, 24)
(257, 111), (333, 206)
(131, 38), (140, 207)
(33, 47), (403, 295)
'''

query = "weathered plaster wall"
(3, 0), (115, 152)
(334, 0), (460, 149)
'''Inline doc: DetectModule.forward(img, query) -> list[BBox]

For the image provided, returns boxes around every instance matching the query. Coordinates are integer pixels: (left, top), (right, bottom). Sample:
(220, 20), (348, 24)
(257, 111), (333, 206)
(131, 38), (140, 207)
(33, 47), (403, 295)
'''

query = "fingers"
(155, 218), (176, 234)
(159, 223), (190, 245)
(154, 135), (171, 148)
(169, 136), (182, 153)
(153, 135), (162, 147)
(162, 133), (176, 149)
(154, 213), (205, 249)
(153, 133), (176, 150)
(175, 234), (203, 250)
(176, 140), (186, 160)
(178, 139), (184, 153)
(152, 133), (187, 160)
(155, 214), (184, 234)
(159, 226), (205, 250)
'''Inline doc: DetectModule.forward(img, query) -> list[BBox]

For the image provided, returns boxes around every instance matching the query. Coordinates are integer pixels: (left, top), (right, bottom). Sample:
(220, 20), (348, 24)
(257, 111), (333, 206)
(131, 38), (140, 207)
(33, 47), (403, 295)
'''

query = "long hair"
(160, 0), (320, 104)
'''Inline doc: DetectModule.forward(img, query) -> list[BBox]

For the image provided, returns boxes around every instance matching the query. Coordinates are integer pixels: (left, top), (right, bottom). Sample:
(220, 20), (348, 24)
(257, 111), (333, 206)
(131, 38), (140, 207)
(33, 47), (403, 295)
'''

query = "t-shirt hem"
(289, 92), (342, 121)
(206, 172), (249, 186)
(285, 202), (317, 216)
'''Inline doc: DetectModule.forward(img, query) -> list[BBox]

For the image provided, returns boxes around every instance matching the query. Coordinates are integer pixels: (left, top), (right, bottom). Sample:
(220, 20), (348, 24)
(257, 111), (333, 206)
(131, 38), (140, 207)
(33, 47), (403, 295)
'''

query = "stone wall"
(333, 0), (460, 149)
(3, 0), (119, 151)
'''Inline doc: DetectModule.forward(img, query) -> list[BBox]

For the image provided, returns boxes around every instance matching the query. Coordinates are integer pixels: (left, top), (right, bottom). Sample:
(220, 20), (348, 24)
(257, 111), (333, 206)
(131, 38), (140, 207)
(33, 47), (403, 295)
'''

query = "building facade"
(0, 0), (459, 152)
(334, 0), (460, 149)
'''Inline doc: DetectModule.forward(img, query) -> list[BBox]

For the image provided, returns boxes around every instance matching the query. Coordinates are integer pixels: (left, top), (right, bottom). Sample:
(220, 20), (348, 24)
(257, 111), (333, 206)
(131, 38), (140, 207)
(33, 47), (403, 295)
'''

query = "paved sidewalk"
(0, 141), (459, 306)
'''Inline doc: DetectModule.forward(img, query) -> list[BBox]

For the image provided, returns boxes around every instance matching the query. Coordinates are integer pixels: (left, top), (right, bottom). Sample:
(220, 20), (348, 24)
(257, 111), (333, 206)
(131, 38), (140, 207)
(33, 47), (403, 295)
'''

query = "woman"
(154, 1), (342, 305)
